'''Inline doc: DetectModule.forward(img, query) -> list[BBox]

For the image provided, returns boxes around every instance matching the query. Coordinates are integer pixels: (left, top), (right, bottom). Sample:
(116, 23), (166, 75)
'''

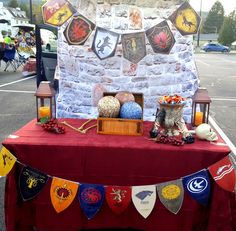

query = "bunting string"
(1, 146), (235, 218)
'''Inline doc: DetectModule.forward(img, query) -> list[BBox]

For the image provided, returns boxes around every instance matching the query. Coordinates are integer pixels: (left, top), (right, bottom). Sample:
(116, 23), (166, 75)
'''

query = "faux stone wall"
(56, 0), (199, 122)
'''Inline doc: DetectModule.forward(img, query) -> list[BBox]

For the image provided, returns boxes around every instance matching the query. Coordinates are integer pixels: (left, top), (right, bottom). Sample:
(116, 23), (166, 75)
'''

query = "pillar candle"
(39, 106), (51, 118)
(195, 111), (203, 126)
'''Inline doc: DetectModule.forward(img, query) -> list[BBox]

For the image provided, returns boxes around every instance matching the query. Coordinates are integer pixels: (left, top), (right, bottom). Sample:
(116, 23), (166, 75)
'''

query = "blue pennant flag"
(183, 169), (210, 205)
(78, 183), (105, 220)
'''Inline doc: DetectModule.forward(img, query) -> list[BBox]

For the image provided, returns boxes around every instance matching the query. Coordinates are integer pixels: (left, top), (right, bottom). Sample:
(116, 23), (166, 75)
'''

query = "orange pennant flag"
(0, 146), (16, 176)
(50, 177), (79, 213)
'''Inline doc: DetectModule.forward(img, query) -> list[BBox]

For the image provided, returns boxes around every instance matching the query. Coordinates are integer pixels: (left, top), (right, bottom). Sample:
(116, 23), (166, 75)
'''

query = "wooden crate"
(97, 92), (143, 136)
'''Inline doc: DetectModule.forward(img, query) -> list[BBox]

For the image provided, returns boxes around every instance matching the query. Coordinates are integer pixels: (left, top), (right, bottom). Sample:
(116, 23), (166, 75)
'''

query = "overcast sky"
(189, 0), (236, 15)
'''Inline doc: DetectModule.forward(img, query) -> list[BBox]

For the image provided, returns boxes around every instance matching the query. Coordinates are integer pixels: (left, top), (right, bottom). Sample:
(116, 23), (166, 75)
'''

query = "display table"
(2, 119), (235, 231)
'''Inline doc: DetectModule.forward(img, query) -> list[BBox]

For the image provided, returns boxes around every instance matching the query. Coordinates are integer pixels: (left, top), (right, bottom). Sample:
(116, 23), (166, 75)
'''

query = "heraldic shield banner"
(146, 20), (175, 54)
(168, 1), (201, 36)
(157, 179), (184, 214)
(183, 169), (211, 205)
(42, 0), (76, 27)
(121, 32), (146, 64)
(19, 166), (48, 201)
(106, 185), (131, 214)
(0, 146), (16, 176)
(64, 13), (95, 45)
(92, 27), (119, 60)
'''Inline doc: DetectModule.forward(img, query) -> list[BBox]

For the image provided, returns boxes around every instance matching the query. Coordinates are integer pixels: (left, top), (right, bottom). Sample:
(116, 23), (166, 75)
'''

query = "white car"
(41, 29), (57, 52)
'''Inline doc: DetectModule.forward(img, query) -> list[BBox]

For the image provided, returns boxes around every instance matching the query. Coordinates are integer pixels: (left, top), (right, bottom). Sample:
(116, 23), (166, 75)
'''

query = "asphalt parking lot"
(0, 52), (236, 230)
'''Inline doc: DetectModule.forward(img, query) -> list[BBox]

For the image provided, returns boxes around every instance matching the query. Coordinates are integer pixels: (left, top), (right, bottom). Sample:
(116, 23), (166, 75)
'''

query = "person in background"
(4, 31), (12, 45)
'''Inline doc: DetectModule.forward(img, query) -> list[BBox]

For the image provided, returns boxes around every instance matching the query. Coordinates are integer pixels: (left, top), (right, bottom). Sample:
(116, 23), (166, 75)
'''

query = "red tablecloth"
(2, 119), (235, 231)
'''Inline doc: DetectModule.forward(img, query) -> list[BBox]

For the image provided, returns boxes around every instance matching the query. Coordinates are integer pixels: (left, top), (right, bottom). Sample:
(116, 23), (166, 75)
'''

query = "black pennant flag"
(19, 166), (48, 201)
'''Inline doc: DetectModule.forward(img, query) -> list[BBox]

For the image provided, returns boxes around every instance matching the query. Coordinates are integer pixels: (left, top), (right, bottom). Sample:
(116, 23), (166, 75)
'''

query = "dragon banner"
(64, 13), (95, 45)
(146, 20), (175, 54)
(92, 27), (120, 60)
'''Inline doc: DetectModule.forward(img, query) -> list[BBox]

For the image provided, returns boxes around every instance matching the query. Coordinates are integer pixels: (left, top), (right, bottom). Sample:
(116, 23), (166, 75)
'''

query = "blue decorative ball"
(120, 102), (142, 119)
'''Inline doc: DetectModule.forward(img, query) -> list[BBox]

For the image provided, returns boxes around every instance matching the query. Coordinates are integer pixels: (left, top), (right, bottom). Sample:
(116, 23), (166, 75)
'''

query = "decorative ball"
(120, 102), (142, 119)
(115, 91), (135, 105)
(97, 96), (120, 118)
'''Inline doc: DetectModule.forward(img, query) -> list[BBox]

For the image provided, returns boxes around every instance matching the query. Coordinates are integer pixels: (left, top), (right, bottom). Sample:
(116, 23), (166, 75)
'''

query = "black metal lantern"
(35, 81), (56, 122)
(191, 88), (211, 127)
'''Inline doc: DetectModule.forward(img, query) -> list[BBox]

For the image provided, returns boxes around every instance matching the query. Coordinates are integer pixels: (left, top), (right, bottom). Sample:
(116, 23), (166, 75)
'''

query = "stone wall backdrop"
(56, 0), (199, 122)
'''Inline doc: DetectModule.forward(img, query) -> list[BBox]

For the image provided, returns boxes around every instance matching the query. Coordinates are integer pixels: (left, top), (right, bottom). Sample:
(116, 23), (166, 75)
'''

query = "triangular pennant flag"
(132, 185), (156, 218)
(208, 155), (235, 192)
(0, 146), (16, 176)
(50, 177), (79, 213)
(146, 20), (175, 54)
(168, 1), (201, 35)
(42, 0), (76, 27)
(106, 186), (131, 214)
(78, 184), (105, 219)
(183, 169), (211, 205)
(157, 179), (184, 214)
(19, 166), (48, 201)
(121, 32), (146, 64)
(92, 27), (119, 60)
(63, 13), (95, 45)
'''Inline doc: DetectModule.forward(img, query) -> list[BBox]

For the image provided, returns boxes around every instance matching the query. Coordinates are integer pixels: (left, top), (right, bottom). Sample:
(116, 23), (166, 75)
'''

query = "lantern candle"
(195, 111), (203, 126)
(39, 106), (51, 119)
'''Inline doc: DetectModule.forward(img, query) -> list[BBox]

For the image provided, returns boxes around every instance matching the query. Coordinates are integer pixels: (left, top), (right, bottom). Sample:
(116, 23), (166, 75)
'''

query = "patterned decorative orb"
(120, 102), (142, 119)
(97, 96), (120, 118)
(115, 91), (135, 105)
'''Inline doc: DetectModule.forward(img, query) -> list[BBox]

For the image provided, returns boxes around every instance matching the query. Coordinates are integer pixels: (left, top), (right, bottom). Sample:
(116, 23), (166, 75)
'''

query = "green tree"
(19, 3), (30, 18)
(218, 11), (236, 46)
(202, 1), (224, 34)
(8, 0), (18, 8)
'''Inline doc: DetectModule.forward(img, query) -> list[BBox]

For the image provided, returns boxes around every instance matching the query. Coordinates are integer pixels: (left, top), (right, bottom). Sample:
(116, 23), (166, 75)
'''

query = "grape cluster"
(156, 134), (184, 146)
(41, 119), (65, 134)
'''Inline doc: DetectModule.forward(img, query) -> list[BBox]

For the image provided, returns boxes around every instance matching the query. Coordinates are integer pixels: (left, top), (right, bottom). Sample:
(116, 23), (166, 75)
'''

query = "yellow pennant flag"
(50, 177), (79, 213)
(0, 146), (17, 176)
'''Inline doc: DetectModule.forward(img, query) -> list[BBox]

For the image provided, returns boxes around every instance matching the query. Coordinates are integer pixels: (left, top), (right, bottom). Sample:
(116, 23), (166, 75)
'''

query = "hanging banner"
(78, 183), (105, 219)
(106, 185), (131, 214)
(183, 169), (211, 205)
(121, 32), (146, 64)
(92, 27), (119, 60)
(208, 155), (235, 192)
(0, 146), (16, 176)
(157, 179), (184, 214)
(168, 1), (201, 35)
(42, 0), (76, 27)
(50, 177), (79, 213)
(63, 13), (95, 45)
(146, 20), (175, 54)
(19, 166), (48, 201)
(132, 185), (156, 218)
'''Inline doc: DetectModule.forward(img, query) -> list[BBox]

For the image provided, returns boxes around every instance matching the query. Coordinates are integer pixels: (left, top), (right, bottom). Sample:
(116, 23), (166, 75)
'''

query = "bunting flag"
(19, 166), (48, 201)
(132, 185), (156, 218)
(42, 0), (76, 27)
(92, 27), (119, 60)
(78, 184), (105, 219)
(208, 155), (236, 192)
(50, 177), (79, 213)
(106, 186), (131, 214)
(168, 1), (201, 36)
(157, 179), (184, 214)
(121, 32), (146, 64)
(0, 146), (16, 176)
(63, 13), (95, 45)
(145, 20), (175, 54)
(183, 169), (211, 205)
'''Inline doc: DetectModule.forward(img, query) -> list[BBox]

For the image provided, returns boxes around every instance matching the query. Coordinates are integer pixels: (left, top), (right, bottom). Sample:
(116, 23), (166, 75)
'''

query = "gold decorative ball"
(115, 91), (135, 105)
(98, 96), (120, 118)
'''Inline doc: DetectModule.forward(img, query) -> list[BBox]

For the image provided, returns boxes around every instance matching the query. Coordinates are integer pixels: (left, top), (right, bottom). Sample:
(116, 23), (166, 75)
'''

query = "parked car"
(41, 29), (57, 52)
(202, 43), (230, 53)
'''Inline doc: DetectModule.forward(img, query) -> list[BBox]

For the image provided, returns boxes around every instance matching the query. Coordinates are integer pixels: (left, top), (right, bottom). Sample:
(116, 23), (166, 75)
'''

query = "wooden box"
(97, 92), (143, 136)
